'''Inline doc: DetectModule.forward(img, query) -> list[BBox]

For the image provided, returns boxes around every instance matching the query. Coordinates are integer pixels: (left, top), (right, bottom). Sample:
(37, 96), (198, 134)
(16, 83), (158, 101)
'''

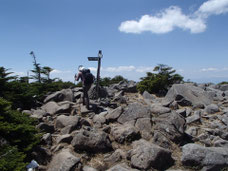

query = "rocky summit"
(24, 81), (228, 171)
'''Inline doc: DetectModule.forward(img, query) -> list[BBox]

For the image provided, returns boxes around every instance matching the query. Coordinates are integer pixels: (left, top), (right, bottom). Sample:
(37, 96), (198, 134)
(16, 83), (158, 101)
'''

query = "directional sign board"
(88, 57), (99, 61)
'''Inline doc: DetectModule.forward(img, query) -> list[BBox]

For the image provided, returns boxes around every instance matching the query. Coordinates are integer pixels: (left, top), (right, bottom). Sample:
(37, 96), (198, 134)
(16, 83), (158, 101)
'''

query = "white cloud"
(88, 67), (97, 72)
(119, 6), (206, 34)
(177, 69), (184, 73)
(200, 67), (218, 72)
(119, 0), (228, 34)
(51, 69), (71, 74)
(104, 66), (136, 72)
(198, 0), (228, 16)
(135, 67), (154, 73)
(222, 67), (228, 71)
(13, 71), (26, 76)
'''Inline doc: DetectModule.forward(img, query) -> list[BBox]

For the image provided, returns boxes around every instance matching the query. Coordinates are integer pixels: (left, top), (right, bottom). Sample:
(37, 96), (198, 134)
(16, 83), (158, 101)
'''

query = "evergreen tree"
(0, 98), (40, 170)
(41, 66), (53, 82)
(30, 51), (41, 83)
(0, 67), (17, 97)
(137, 64), (183, 95)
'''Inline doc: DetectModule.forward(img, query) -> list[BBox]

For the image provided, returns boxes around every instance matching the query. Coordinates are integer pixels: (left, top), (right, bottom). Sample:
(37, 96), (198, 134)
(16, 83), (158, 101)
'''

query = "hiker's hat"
(78, 65), (85, 72)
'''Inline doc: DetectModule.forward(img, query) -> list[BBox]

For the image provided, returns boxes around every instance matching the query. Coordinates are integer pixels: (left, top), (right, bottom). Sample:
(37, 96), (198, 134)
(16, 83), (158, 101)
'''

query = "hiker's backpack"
(82, 69), (94, 85)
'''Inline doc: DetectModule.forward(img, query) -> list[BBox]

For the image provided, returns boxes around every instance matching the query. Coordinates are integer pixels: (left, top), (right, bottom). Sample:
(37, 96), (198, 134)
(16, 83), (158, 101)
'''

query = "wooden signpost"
(88, 50), (103, 98)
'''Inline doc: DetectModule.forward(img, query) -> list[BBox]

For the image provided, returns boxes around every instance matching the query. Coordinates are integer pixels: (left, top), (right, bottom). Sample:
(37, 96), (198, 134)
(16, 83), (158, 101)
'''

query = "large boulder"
(128, 139), (174, 170)
(111, 80), (137, 93)
(47, 149), (81, 171)
(55, 103), (71, 114)
(154, 112), (186, 143)
(204, 104), (220, 114)
(117, 103), (151, 124)
(71, 128), (112, 153)
(41, 102), (59, 115)
(55, 115), (79, 129)
(44, 89), (74, 103)
(88, 85), (108, 99)
(30, 109), (47, 120)
(110, 123), (141, 143)
(150, 103), (171, 115)
(36, 123), (55, 133)
(164, 84), (213, 107)
(181, 143), (228, 170)
(106, 106), (123, 122)
(135, 118), (153, 140)
(217, 84), (228, 91)
(186, 110), (202, 124)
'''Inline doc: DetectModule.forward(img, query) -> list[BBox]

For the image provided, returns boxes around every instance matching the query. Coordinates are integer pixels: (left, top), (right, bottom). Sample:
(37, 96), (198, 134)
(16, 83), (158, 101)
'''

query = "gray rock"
(61, 124), (76, 135)
(205, 104), (220, 114)
(152, 130), (172, 149)
(142, 91), (156, 101)
(185, 126), (199, 137)
(56, 134), (73, 144)
(114, 90), (124, 97)
(111, 80), (137, 93)
(72, 87), (83, 93)
(41, 101), (59, 115)
(213, 137), (228, 148)
(150, 103), (171, 115)
(135, 118), (152, 140)
(107, 163), (139, 171)
(47, 149), (81, 171)
(218, 84), (228, 91)
(104, 149), (125, 165)
(186, 110), (202, 124)
(111, 123), (140, 143)
(106, 106), (123, 122)
(44, 89), (74, 103)
(83, 165), (98, 171)
(41, 133), (52, 145)
(80, 105), (93, 115)
(118, 103), (151, 124)
(176, 108), (187, 117)
(32, 146), (52, 165)
(129, 139), (174, 170)
(22, 110), (33, 115)
(55, 115), (79, 129)
(169, 101), (179, 110)
(74, 91), (82, 99)
(93, 114), (106, 126)
(186, 108), (192, 117)
(113, 94), (127, 104)
(181, 143), (228, 170)
(224, 90), (228, 97)
(71, 128), (112, 153)
(30, 109), (47, 120)
(88, 85), (108, 99)
(218, 114), (228, 126)
(55, 103), (71, 114)
(164, 84), (213, 107)
(36, 123), (55, 133)
(154, 112), (186, 143)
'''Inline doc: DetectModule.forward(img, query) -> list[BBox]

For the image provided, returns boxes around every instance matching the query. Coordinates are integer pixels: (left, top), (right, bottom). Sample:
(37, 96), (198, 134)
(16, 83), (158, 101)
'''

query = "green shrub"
(137, 64), (183, 95)
(0, 145), (26, 171)
(100, 75), (127, 86)
(0, 98), (40, 170)
(219, 81), (228, 85)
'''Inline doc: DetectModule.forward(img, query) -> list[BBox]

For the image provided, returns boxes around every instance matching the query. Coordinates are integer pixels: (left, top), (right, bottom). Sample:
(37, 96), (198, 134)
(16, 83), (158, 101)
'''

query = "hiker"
(75, 66), (95, 109)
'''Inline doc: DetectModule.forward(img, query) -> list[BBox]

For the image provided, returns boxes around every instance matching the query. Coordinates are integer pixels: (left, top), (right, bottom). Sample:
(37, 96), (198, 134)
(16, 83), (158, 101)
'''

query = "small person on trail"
(75, 65), (95, 109)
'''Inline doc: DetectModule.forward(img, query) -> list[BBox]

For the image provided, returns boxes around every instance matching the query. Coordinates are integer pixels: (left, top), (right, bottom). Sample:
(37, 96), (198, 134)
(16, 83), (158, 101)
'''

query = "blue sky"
(1, 0), (228, 83)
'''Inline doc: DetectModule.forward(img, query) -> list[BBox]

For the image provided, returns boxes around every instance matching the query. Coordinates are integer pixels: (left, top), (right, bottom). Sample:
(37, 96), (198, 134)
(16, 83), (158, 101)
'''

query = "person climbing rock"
(75, 65), (95, 109)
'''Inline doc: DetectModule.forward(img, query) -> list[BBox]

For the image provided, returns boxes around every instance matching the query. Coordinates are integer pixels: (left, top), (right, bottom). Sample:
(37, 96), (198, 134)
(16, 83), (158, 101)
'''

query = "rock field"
(23, 81), (228, 171)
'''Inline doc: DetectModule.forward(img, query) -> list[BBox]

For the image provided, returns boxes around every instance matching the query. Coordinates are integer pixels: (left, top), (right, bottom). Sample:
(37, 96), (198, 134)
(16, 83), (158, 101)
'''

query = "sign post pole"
(88, 50), (103, 99)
